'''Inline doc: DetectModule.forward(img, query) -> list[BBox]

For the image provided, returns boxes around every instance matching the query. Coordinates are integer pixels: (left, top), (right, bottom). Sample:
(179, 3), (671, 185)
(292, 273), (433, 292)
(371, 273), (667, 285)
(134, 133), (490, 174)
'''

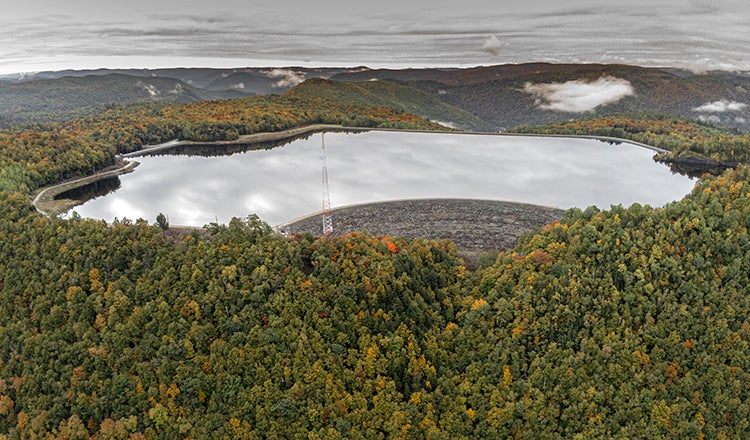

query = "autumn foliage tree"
(511, 112), (750, 163)
(5, 102), (750, 437)
(0, 95), (447, 192)
(3, 163), (750, 436)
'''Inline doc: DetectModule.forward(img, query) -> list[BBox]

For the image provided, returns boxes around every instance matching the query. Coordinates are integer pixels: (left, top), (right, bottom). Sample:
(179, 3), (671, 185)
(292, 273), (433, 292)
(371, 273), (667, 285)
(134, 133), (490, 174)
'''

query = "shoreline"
(33, 124), (669, 218)
(124, 124), (670, 157)
(122, 124), (360, 157)
(32, 160), (140, 217)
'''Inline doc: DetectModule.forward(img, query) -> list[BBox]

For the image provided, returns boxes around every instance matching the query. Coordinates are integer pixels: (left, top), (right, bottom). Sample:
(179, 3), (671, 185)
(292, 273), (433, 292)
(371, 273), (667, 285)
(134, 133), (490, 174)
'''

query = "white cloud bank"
(523, 76), (635, 112)
(137, 81), (159, 96)
(692, 100), (747, 113)
(264, 69), (306, 88)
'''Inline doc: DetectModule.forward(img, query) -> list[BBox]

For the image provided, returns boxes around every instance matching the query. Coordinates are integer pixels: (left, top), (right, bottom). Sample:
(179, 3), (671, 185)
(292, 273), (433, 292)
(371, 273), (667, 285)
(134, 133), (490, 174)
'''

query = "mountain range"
(2, 63), (749, 132)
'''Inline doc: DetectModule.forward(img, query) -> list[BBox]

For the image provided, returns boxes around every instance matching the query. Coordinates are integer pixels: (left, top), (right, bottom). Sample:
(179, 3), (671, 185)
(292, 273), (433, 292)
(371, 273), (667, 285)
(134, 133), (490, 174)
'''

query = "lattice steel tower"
(320, 132), (333, 237)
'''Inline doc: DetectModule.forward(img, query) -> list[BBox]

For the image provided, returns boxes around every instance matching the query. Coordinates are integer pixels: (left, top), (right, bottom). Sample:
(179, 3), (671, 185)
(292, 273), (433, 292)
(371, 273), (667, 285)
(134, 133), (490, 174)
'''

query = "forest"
(0, 95), (445, 193)
(510, 112), (750, 164)
(2, 106), (750, 437)
(283, 79), (491, 132)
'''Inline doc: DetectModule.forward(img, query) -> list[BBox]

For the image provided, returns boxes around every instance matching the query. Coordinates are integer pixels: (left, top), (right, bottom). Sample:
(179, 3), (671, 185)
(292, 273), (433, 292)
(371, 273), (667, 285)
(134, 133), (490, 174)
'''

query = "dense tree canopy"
(2, 107), (750, 437)
(2, 160), (750, 437)
(0, 95), (445, 193)
(511, 112), (750, 163)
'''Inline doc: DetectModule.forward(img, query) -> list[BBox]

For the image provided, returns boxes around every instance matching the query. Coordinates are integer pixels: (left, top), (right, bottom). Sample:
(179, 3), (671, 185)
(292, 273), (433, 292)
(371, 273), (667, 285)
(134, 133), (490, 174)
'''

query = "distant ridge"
(2, 63), (749, 132)
(0, 74), (247, 127)
(285, 78), (491, 131)
(328, 63), (750, 132)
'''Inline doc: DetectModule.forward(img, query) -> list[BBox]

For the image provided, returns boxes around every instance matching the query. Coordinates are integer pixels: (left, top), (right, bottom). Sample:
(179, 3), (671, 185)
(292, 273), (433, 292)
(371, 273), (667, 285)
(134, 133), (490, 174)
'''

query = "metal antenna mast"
(321, 132), (333, 237)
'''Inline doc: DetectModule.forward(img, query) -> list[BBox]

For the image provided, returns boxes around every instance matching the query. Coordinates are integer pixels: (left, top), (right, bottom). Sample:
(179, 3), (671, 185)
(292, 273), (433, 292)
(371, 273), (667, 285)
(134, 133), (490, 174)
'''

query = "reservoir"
(65, 131), (697, 227)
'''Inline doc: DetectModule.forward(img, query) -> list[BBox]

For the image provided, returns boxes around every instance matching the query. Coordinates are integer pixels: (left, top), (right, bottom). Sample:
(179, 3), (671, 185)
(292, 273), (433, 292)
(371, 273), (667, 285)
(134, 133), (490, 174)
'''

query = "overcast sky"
(1, 0), (748, 74)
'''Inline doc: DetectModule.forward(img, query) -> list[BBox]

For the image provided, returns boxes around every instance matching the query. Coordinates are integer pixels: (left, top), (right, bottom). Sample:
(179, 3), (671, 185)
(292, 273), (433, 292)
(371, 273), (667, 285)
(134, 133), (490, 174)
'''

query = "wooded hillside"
(285, 79), (490, 131)
(0, 95), (445, 193)
(511, 112), (750, 164)
(6, 63), (750, 133)
(2, 107), (750, 436)
(2, 163), (750, 437)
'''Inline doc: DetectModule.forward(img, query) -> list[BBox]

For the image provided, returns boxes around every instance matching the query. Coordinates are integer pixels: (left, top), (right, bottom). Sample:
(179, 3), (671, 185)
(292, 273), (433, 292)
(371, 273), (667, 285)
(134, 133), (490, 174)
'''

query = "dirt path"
(125, 125), (668, 157)
(32, 124), (355, 216)
(32, 160), (139, 217)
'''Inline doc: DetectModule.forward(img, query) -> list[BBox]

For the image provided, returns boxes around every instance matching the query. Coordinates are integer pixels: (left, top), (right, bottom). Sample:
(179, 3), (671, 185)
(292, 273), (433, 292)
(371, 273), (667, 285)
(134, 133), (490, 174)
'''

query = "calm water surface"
(68, 131), (697, 227)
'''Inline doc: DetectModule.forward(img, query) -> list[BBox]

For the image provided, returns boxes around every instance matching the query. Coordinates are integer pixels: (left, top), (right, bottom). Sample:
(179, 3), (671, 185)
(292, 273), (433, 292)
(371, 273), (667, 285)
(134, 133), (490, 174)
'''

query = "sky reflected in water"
(70, 131), (697, 227)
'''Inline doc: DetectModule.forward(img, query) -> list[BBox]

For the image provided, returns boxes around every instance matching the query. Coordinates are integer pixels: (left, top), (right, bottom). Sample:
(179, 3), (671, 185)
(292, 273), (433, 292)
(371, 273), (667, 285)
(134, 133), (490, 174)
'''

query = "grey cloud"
(532, 6), (605, 19)
(524, 76), (635, 112)
(2, 0), (750, 74)
(145, 13), (235, 24)
(684, 1), (720, 14)
(96, 27), (215, 38)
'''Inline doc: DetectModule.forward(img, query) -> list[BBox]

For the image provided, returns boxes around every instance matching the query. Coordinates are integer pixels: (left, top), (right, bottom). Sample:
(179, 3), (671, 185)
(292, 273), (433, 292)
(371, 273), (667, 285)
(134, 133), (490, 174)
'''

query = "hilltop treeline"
(3, 158), (750, 437)
(511, 112), (750, 163)
(0, 95), (445, 192)
(0, 74), (247, 129)
(285, 78), (491, 131)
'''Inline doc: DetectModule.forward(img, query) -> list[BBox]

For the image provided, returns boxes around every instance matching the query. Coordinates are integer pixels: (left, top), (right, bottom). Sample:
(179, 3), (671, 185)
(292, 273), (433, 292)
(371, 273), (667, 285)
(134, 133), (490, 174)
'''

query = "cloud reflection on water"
(71, 132), (696, 227)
